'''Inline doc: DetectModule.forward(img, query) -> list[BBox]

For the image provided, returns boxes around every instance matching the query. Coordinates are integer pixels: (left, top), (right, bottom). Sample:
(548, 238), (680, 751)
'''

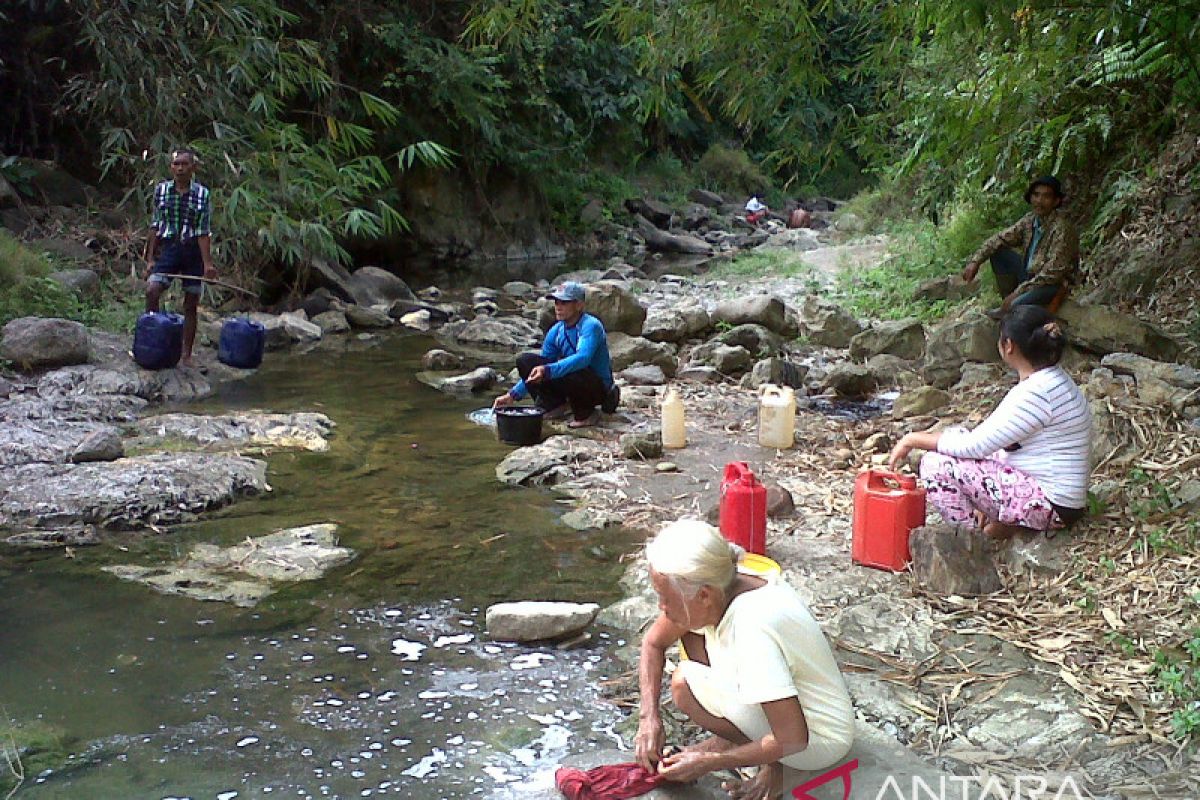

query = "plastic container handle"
(866, 469), (916, 490)
(761, 385), (782, 400)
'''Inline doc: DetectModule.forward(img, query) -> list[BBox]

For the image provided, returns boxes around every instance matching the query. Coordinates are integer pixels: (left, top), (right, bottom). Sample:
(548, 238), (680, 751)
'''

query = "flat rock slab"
(495, 436), (610, 486)
(0, 420), (122, 466)
(133, 411), (336, 452)
(0, 453), (267, 537)
(485, 601), (600, 642)
(103, 523), (355, 606)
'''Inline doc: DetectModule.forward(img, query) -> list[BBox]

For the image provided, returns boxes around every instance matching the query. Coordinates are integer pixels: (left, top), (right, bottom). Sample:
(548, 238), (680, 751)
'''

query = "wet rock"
(712, 294), (793, 336)
(344, 304), (393, 329)
(913, 275), (975, 302)
(797, 296), (862, 348)
(608, 333), (677, 376)
(400, 309), (433, 331)
(715, 323), (783, 356)
(560, 506), (620, 530)
(306, 257), (357, 302)
(311, 310), (350, 335)
(495, 435), (607, 486)
(346, 266), (417, 307)
(822, 363), (880, 398)
(0, 453), (267, 537)
(909, 523), (1003, 596)
(421, 349), (464, 371)
(688, 342), (753, 376)
(850, 318), (926, 361)
(0, 421), (121, 466)
(744, 357), (807, 390)
(584, 281), (647, 336)
(620, 430), (663, 460)
(1, 317), (90, 369)
(1057, 300), (1180, 360)
(300, 287), (337, 317)
(892, 386), (951, 418)
(48, 268), (100, 297)
(134, 412), (335, 452)
(247, 312), (322, 350)
(416, 366), (498, 395)
(619, 364), (666, 386)
(688, 188), (725, 207)
(442, 315), (542, 352)
(104, 523), (354, 606)
(70, 428), (124, 463)
(485, 601), (600, 642)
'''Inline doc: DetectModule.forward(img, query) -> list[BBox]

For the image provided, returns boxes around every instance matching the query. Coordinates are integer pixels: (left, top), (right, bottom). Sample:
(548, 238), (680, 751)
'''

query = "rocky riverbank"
(4, 186), (1199, 797)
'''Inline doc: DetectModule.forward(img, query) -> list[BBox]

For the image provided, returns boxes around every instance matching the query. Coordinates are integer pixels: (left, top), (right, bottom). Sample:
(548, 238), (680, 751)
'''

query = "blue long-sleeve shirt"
(508, 313), (614, 400)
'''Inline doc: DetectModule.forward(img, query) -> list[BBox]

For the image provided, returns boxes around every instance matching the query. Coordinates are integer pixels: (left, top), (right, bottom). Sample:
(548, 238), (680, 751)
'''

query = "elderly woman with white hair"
(635, 519), (854, 799)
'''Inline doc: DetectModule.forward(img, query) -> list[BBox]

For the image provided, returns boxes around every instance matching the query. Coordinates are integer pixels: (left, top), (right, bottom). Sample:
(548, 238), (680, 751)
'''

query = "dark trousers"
(516, 353), (606, 421)
(990, 249), (1062, 307)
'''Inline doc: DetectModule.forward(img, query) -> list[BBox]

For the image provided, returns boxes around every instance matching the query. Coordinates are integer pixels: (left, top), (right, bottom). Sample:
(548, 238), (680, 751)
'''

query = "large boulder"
(688, 188), (725, 207)
(25, 160), (94, 206)
(909, 524), (1003, 596)
(0, 420), (122, 466)
(133, 412), (335, 453)
(822, 363), (880, 398)
(608, 333), (678, 376)
(711, 294), (794, 336)
(1, 317), (89, 369)
(921, 313), (1000, 388)
(485, 601), (600, 643)
(442, 315), (542, 352)
(912, 275), (976, 303)
(797, 296), (862, 348)
(624, 198), (675, 229)
(421, 349), (464, 371)
(892, 386), (952, 418)
(48, 269), (100, 297)
(635, 215), (713, 255)
(311, 310), (351, 335)
(643, 303), (712, 343)
(1101, 352), (1200, 410)
(744, 357), (807, 390)
(307, 258), (357, 301)
(247, 312), (322, 350)
(344, 304), (393, 329)
(714, 324), (783, 357)
(849, 318), (926, 361)
(688, 342), (753, 376)
(1057, 301), (1180, 360)
(585, 281), (647, 336)
(416, 366), (499, 395)
(346, 266), (417, 308)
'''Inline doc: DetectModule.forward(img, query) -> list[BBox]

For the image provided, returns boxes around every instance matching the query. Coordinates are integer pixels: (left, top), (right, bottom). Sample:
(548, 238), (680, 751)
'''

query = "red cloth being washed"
(555, 762), (667, 800)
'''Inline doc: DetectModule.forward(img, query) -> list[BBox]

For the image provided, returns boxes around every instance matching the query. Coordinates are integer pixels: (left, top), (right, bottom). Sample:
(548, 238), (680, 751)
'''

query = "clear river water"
(1, 328), (645, 799)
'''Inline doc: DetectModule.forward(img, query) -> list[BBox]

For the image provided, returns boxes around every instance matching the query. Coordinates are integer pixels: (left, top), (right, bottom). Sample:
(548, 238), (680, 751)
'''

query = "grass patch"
(0, 229), (51, 288)
(706, 249), (812, 280)
(0, 275), (144, 333)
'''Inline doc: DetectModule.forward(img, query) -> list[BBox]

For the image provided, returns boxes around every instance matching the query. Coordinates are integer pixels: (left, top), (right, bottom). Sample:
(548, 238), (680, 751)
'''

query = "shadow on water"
(1, 329), (644, 799)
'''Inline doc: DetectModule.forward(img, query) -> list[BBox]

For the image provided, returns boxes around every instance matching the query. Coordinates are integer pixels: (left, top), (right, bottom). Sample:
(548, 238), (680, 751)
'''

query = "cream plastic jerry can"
(758, 384), (796, 449)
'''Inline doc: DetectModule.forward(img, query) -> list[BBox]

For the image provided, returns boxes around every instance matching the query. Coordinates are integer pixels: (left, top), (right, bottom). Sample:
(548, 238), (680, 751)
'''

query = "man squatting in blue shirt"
(492, 281), (618, 428)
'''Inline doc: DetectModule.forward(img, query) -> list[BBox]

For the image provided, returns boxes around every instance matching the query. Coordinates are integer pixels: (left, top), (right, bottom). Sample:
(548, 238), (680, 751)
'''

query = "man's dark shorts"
(149, 239), (204, 296)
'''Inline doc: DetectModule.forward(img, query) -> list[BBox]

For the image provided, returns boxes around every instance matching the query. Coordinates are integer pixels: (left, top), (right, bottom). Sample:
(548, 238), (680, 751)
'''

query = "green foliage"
(0, 230), (50, 288)
(697, 145), (771, 197)
(0, 156), (36, 197)
(0, 275), (142, 332)
(707, 250), (811, 281)
(66, 0), (451, 276)
(1154, 633), (1200, 741)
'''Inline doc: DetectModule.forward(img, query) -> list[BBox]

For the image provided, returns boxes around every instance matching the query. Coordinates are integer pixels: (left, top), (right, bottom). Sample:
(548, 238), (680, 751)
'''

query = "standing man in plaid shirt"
(143, 147), (216, 367)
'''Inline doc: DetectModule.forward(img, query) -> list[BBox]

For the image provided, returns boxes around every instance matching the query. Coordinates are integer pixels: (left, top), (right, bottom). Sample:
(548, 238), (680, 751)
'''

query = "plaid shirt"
(969, 209), (1080, 294)
(151, 180), (212, 241)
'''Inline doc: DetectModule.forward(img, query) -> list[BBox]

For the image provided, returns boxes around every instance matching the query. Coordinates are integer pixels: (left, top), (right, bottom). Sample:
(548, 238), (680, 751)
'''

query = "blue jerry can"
(132, 312), (184, 370)
(218, 317), (266, 369)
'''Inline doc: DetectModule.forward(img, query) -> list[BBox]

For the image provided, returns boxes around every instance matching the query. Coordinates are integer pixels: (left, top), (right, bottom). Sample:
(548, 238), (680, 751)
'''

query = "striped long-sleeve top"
(937, 366), (1092, 509)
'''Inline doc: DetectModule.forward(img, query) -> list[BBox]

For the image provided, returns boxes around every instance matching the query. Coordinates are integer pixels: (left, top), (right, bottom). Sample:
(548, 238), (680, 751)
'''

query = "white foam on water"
(418, 690), (449, 700)
(401, 748), (446, 779)
(433, 633), (474, 648)
(509, 653), (554, 671)
(235, 736), (259, 748)
(390, 638), (426, 661)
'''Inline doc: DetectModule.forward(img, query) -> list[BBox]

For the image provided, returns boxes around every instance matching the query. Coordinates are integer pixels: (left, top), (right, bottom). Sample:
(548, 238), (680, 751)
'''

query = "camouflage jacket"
(969, 209), (1080, 296)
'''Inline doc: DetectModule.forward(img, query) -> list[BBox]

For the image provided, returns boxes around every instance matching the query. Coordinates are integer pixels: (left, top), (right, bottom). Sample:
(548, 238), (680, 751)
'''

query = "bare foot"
(567, 411), (599, 428)
(723, 762), (783, 800)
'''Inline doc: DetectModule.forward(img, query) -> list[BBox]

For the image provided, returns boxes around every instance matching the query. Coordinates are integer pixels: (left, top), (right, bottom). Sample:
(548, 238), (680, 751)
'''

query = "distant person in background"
(888, 305), (1091, 539)
(143, 148), (216, 368)
(493, 281), (618, 428)
(961, 175), (1079, 320)
(744, 193), (769, 225)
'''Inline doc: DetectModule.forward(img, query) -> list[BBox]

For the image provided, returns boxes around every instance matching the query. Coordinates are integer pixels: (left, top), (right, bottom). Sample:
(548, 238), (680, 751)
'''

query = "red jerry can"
(719, 462), (768, 555)
(852, 469), (926, 572)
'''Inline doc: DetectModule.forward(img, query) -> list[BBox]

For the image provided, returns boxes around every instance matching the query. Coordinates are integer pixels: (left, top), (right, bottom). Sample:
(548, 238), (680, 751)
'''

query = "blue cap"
(548, 281), (586, 302)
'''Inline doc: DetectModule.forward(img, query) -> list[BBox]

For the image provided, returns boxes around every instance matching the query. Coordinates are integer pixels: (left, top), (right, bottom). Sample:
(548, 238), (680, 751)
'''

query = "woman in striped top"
(888, 305), (1092, 538)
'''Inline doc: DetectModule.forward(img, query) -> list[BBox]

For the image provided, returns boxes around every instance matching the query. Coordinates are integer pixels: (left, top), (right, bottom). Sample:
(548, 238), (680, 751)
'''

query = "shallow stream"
(1, 330), (644, 799)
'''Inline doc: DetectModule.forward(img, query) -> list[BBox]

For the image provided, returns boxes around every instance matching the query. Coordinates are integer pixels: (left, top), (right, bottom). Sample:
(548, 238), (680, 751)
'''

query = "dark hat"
(547, 281), (586, 302)
(1024, 175), (1065, 203)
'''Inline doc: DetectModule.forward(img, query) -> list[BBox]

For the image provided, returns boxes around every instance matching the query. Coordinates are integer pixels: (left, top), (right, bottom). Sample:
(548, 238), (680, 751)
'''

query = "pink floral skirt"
(918, 451), (1063, 531)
